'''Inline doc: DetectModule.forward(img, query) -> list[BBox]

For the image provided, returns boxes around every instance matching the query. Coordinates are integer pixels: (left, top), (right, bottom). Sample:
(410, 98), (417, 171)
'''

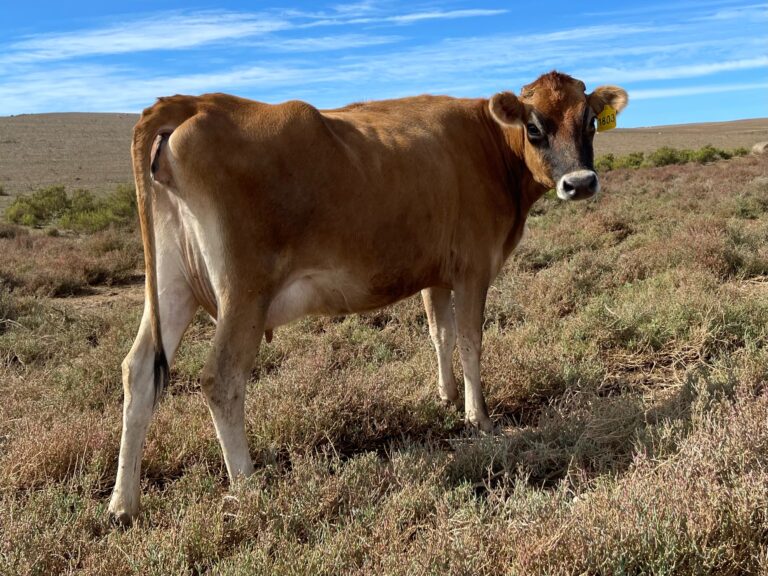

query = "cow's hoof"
(108, 509), (134, 527)
(465, 415), (494, 434)
(108, 493), (138, 527)
(440, 397), (462, 411)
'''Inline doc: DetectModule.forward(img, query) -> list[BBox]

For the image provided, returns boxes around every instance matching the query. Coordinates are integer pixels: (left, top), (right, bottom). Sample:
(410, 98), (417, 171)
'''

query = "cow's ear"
(489, 91), (524, 126)
(588, 85), (629, 115)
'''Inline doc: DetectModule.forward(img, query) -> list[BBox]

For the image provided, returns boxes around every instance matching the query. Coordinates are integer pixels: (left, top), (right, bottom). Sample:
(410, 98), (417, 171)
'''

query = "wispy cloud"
(1, 7), (506, 68)
(696, 2), (768, 19)
(246, 33), (402, 52)
(383, 9), (507, 24)
(331, 1), (380, 16)
(3, 12), (289, 66)
(584, 0), (758, 17)
(580, 57), (768, 84)
(295, 8), (507, 28)
(631, 81), (768, 99)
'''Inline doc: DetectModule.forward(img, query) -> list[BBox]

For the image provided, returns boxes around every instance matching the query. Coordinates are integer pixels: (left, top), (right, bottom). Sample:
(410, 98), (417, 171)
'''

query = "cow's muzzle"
(556, 170), (599, 200)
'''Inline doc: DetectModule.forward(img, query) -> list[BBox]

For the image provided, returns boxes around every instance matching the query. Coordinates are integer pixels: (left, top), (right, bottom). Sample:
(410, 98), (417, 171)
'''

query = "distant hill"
(595, 118), (768, 156)
(1, 113), (766, 200)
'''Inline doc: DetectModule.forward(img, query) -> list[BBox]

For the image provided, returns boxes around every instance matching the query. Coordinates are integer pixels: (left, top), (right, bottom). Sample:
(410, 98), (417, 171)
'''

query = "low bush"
(597, 144), (750, 172)
(647, 146), (690, 166)
(615, 151), (645, 169)
(595, 153), (615, 173)
(4, 184), (137, 233)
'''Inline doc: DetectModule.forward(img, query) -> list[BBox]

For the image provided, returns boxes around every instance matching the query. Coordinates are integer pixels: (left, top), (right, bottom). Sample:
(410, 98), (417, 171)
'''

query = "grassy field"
(2, 139), (768, 572)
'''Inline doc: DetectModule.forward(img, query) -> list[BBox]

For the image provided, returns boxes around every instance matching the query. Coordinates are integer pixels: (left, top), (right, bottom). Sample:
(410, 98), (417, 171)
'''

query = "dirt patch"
(60, 282), (144, 312)
(0, 112), (136, 200)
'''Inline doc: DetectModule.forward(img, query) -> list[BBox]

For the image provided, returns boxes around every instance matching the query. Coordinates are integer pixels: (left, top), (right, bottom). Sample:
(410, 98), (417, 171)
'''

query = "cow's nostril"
(562, 180), (575, 192)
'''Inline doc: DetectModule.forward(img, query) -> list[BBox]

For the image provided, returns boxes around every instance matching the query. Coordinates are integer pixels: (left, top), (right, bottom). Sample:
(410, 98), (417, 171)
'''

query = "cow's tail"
(132, 96), (198, 404)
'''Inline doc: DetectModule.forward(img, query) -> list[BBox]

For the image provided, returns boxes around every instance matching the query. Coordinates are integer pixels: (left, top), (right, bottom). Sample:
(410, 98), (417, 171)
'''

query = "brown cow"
(108, 71), (628, 523)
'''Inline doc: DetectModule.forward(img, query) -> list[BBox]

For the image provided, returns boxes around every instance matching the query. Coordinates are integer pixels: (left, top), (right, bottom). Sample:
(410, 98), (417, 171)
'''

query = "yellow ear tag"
(597, 105), (617, 132)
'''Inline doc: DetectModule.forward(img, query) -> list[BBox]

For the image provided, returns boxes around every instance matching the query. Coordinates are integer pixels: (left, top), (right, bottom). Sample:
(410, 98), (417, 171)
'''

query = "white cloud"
(330, 1), (382, 16)
(0, 7), (506, 68)
(696, 2), (768, 20)
(579, 57), (768, 84)
(247, 33), (402, 52)
(385, 9), (507, 24)
(3, 12), (290, 66)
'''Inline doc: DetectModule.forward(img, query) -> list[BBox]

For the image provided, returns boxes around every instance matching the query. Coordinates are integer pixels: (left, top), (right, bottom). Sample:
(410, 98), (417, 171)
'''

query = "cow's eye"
(526, 123), (543, 139)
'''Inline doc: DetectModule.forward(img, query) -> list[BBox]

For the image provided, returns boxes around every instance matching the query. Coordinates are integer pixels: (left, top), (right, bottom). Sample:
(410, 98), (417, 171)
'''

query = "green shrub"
(595, 153), (615, 173)
(4, 184), (137, 233)
(692, 144), (723, 164)
(615, 151), (645, 169)
(104, 183), (138, 224)
(5, 185), (69, 226)
(647, 146), (690, 167)
(5, 197), (43, 227)
(598, 145), (750, 173)
(30, 186), (69, 219)
(68, 188), (97, 213)
(58, 209), (115, 233)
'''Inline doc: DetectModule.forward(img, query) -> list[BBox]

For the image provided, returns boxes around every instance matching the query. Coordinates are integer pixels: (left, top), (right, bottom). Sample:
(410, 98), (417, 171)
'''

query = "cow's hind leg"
(200, 303), (266, 482)
(109, 275), (197, 524)
(453, 279), (494, 433)
(421, 287), (460, 409)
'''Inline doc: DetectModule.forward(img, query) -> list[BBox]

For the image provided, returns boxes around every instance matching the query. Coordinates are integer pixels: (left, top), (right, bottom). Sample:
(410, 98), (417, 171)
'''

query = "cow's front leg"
(453, 279), (493, 432)
(421, 287), (460, 409)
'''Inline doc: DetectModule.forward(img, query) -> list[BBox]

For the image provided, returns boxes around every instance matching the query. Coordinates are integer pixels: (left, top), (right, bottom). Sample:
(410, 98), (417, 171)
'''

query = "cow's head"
(489, 71), (628, 200)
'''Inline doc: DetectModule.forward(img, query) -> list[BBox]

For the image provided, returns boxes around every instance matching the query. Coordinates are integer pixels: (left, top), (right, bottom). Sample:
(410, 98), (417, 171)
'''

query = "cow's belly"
(265, 267), (424, 329)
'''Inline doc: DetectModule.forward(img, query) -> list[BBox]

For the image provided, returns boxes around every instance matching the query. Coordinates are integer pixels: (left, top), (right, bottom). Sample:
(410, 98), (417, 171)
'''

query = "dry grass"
(0, 226), (142, 296)
(1, 154), (768, 574)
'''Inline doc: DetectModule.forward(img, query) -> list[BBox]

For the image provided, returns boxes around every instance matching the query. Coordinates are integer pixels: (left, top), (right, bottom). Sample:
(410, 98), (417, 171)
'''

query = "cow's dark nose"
(557, 170), (599, 200)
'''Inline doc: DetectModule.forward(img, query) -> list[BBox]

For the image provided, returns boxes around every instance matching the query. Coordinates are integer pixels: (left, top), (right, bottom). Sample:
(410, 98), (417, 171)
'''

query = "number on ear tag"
(597, 105), (617, 132)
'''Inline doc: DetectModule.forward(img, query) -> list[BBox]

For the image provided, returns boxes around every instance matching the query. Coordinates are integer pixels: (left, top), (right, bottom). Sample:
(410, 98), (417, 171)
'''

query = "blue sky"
(1, 0), (766, 127)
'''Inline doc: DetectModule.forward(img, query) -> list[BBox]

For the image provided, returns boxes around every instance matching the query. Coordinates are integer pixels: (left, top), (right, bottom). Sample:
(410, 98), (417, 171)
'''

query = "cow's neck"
(481, 110), (548, 256)
(499, 124), (549, 214)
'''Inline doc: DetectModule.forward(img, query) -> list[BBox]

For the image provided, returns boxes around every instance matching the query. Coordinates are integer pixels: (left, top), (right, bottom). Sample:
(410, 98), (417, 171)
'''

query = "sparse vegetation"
(596, 144), (750, 172)
(0, 227), (142, 296)
(1, 153), (768, 574)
